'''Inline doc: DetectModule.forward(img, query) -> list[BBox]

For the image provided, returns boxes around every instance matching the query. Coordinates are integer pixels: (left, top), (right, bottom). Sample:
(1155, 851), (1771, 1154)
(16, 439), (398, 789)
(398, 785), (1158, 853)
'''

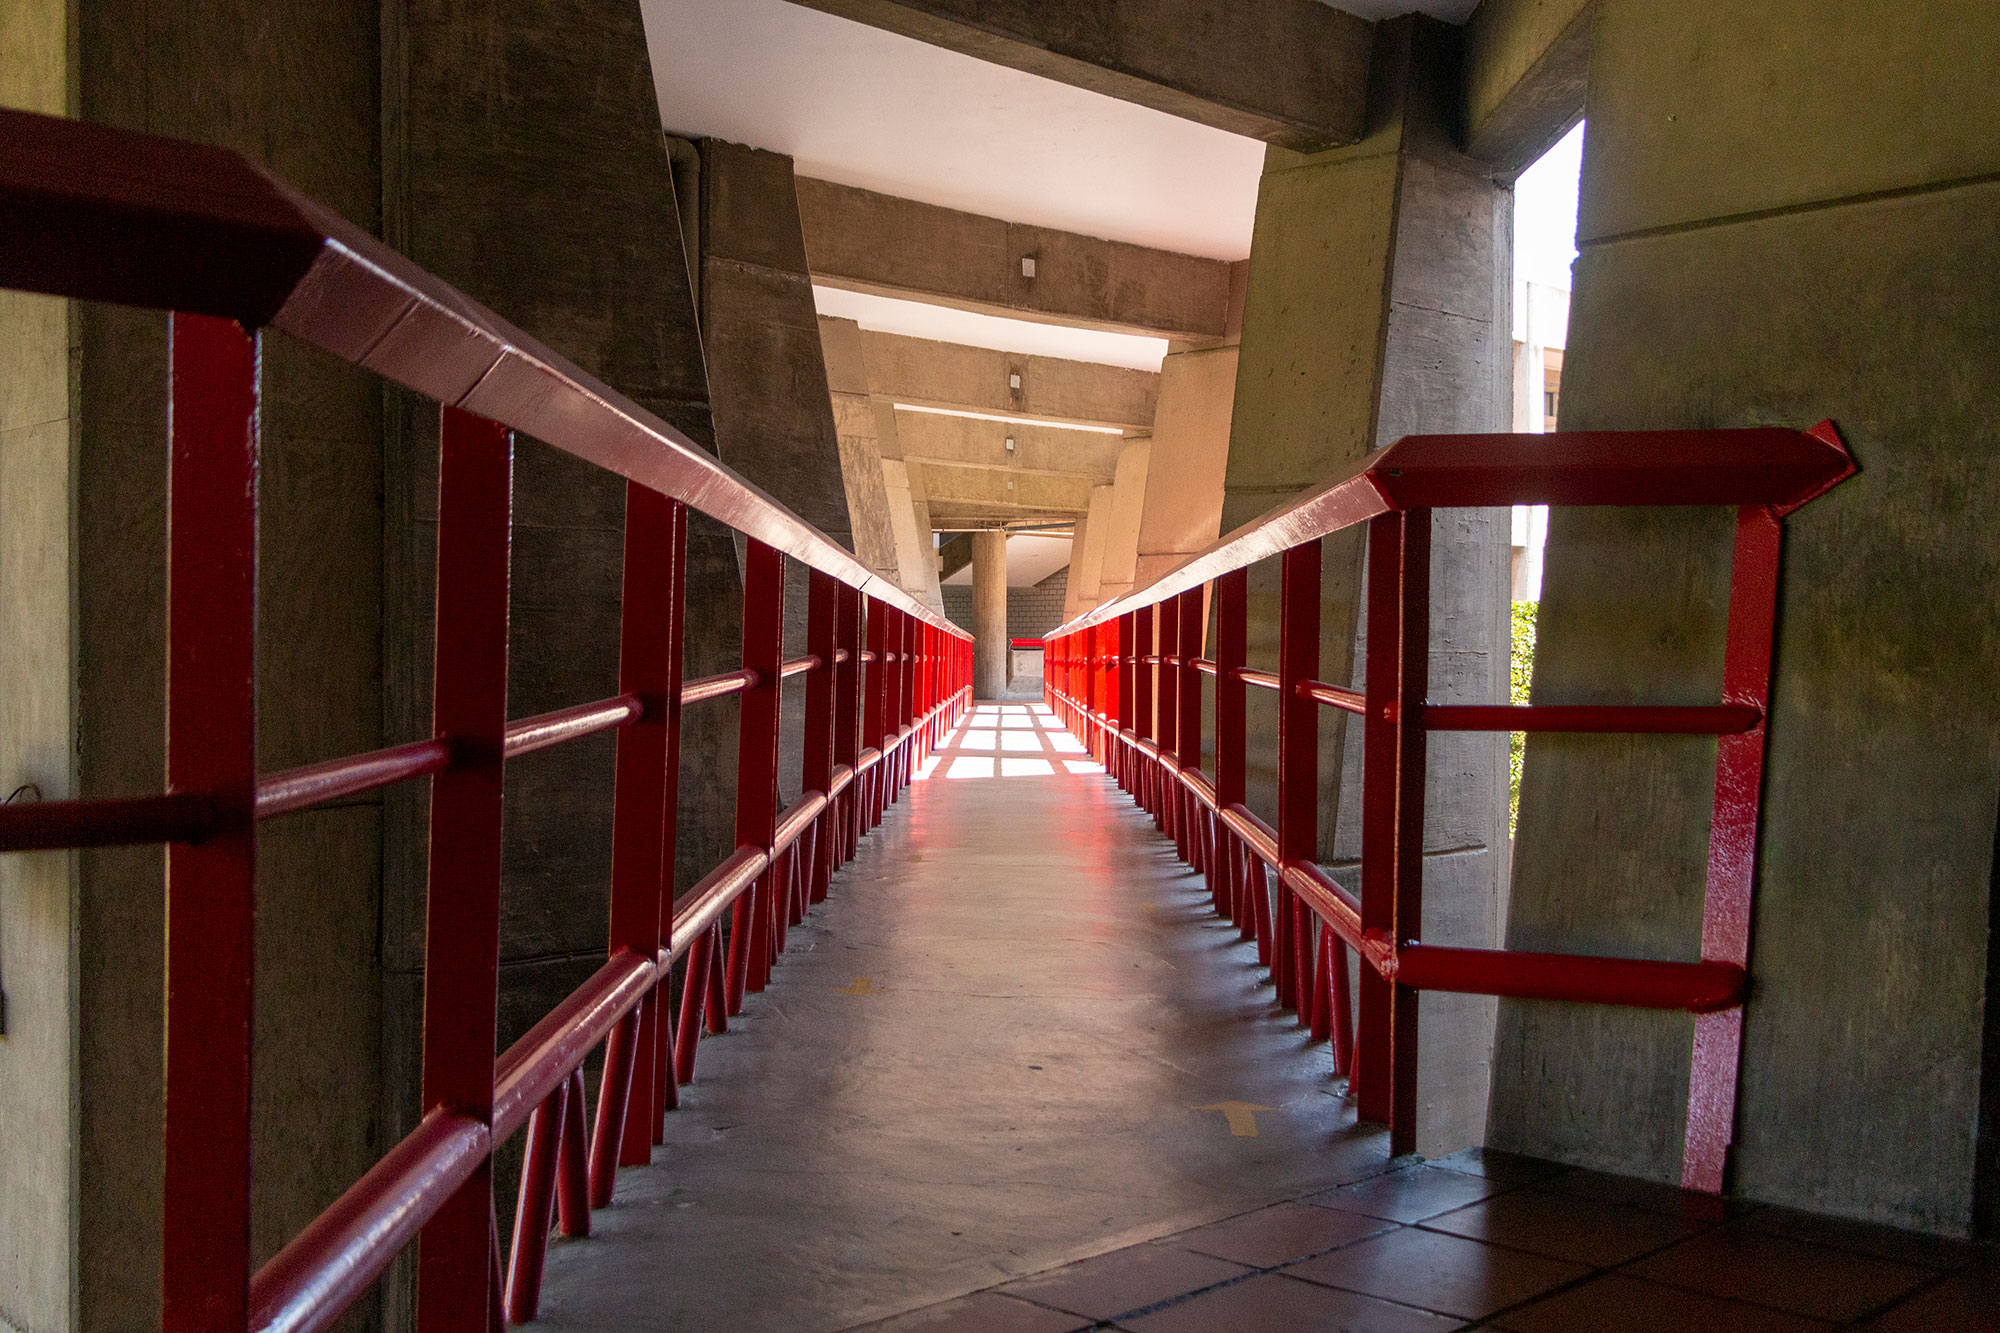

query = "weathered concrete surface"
(0, 8), (76, 1329)
(820, 315), (906, 585)
(1063, 484), (1116, 622)
(703, 141), (868, 553)
(1224, 17), (1512, 1157)
(1493, 0), (2000, 1236)
(892, 410), (1123, 484)
(1131, 265), (1245, 590)
(972, 531), (1008, 697)
(858, 331), (1158, 432)
(1460, 0), (1592, 173)
(1091, 437), (1152, 605)
(798, 178), (1232, 338)
(783, 0), (1372, 149)
(919, 464), (1093, 524)
(383, 2), (737, 1324)
(63, 1), (386, 1328)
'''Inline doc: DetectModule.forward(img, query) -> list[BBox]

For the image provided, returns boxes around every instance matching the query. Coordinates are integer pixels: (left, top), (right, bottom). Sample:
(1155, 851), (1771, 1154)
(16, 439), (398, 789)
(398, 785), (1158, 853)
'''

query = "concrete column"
(384, 3), (730, 1325)
(1224, 16), (1512, 1157)
(1494, 0), (2000, 1235)
(972, 531), (1009, 698)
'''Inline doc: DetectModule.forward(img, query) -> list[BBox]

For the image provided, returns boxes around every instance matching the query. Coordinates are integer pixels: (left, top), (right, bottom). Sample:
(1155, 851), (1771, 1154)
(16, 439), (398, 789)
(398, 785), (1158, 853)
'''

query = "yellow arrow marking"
(837, 977), (874, 996)
(1197, 1102), (1276, 1137)
(1140, 902), (1156, 914)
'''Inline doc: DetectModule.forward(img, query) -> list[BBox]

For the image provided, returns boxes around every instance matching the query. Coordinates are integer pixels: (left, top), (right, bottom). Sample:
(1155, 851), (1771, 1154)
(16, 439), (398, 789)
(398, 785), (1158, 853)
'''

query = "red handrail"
(1044, 419), (1853, 1193)
(0, 104), (973, 1333)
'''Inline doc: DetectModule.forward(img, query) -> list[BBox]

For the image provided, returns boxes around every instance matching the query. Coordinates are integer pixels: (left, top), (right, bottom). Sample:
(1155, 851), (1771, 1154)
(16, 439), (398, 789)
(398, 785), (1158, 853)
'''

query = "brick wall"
(941, 565), (1069, 641)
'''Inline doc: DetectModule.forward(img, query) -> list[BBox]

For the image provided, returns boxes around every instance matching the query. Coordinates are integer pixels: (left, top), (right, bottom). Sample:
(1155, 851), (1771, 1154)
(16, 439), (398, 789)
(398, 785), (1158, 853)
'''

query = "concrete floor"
(535, 702), (1389, 1330)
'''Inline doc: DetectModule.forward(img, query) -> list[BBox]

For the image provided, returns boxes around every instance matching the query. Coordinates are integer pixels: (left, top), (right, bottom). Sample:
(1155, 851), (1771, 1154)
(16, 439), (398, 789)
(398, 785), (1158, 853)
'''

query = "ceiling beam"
(798, 178), (1233, 339)
(783, 0), (1372, 150)
(893, 410), (1124, 483)
(1462, 0), (1592, 174)
(858, 328), (1157, 431)
(918, 461), (1093, 516)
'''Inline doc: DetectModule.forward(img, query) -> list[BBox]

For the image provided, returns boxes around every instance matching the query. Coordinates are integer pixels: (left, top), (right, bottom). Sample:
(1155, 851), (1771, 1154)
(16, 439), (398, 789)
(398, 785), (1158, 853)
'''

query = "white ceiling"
(815, 286), (1170, 372)
(943, 534), (1074, 588)
(640, 0), (1267, 259)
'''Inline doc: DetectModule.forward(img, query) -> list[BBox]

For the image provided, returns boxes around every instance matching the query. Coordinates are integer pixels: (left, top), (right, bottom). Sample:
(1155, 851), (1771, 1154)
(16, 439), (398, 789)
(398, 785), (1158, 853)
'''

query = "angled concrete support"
(1224, 17), (1512, 1157)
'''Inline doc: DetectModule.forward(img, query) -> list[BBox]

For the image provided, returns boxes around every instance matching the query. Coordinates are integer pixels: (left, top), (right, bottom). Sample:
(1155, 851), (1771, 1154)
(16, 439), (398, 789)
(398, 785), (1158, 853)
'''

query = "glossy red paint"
(162, 313), (260, 1333)
(1046, 424), (1852, 1193)
(417, 406), (512, 1333)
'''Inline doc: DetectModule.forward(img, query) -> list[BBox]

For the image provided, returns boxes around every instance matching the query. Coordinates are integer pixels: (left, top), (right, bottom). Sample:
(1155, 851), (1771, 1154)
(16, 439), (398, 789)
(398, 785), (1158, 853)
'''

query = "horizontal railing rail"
(0, 106), (971, 1333)
(1044, 420), (1852, 1195)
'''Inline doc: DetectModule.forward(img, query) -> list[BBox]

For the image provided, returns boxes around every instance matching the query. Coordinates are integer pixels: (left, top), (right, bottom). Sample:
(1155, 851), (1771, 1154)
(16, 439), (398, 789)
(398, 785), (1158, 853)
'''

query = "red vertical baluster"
(703, 920), (728, 1035)
(1155, 599), (1179, 836)
(1358, 511), (1428, 1154)
(863, 598), (886, 829)
(1176, 589), (1203, 868)
(1683, 505), (1782, 1192)
(604, 485), (685, 1171)
(1133, 606), (1155, 815)
(1275, 543), (1321, 1023)
(726, 541), (785, 1013)
(1216, 571), (1249, 935)
(833, 584), (862, 869)
(416, 406), (513, 1333)
(161, 313), (259, 1333)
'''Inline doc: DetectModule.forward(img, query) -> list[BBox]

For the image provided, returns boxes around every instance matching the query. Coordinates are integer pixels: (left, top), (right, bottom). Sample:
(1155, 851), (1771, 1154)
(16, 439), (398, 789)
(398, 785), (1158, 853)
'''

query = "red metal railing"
(0, 107), (971, 1332)
(1045, 422), (1854, 1194)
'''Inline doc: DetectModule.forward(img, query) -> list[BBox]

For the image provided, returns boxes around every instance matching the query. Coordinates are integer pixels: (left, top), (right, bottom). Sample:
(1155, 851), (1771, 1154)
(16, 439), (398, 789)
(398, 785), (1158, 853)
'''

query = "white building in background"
(1511, 279), (1568, 601)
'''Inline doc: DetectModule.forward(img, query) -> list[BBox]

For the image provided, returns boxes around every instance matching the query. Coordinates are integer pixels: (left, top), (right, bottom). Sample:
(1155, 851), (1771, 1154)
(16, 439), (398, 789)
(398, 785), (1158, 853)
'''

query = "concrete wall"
(1492, 0), (2000, 1235)
(0, 5), (75, 1329)
(61, 2), (387, 1329)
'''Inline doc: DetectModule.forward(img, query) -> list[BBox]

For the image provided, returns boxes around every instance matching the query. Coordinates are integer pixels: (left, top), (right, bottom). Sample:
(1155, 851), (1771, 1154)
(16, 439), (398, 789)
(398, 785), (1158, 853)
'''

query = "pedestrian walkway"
(535, 702), (1385, 1329)
(535, 703), (1995, 1333)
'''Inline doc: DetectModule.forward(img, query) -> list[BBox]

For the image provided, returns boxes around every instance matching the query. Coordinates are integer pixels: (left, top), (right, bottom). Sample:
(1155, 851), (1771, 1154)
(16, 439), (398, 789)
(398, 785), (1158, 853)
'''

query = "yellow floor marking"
(1140, 902), (1156, 914)
(837, 977), (874, 996)
(1196, 1101), (1275, 1137)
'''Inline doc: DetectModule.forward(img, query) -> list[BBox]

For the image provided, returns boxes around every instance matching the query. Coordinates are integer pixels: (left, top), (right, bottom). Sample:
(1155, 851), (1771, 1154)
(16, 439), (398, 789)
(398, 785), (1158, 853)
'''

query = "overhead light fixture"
(1005, 436), (1016, 452)
(892, 403), (1124, 436)
(1020, 256), (1037, 279)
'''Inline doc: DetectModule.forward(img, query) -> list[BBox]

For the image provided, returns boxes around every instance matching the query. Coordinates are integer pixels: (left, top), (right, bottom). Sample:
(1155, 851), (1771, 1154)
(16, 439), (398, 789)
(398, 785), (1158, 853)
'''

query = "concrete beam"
(784, 0), (1372, 149)
(1462, 0), (1593, 174)
(917, 462), (1093, 516)
(1134, 339), (1238, 588)
(798, 178), (1233, 338)
(891, 408), (1124, 482)
(1092, 437), (1152, 604)
(859, 328), (1158, 431)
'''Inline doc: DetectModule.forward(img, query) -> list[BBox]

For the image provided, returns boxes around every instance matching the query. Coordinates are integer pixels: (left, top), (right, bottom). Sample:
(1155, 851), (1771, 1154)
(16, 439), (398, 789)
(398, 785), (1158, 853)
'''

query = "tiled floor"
(842, 1150), (2000, 1332)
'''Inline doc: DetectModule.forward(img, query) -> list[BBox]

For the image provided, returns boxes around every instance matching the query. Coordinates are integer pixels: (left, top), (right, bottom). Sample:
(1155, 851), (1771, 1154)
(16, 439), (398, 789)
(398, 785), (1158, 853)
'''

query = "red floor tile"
(844, 1291), (1095, 1332)
(1421, 1187), (1712, 1267)
(1424, 1148), (1570, 1186)
(1283, 1224), (1589, 1320)
(1861, 1271), (2000, 1330)
(1172, 1202), (1398, 1267)
(1624, 1226), (1931, 1321)
(995, 1243), (1251, 1320)
(1307, 1164), (1513, 1224)
(1118, 1272), (1462, 1332)
(1734, 1204), (1979, 1269)
(1534, 1167), (1734, 1221)
(1491, 1273), (1834, 1332)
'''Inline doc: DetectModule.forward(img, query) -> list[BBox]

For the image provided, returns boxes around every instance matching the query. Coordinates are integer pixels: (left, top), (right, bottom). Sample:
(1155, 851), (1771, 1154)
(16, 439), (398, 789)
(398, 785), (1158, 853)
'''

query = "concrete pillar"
(1493, 0), (2000, 1235)
(383, 3), (730, 1324)
(1224, 16), (1512, 1157)
(972, 531), (1009, 698)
